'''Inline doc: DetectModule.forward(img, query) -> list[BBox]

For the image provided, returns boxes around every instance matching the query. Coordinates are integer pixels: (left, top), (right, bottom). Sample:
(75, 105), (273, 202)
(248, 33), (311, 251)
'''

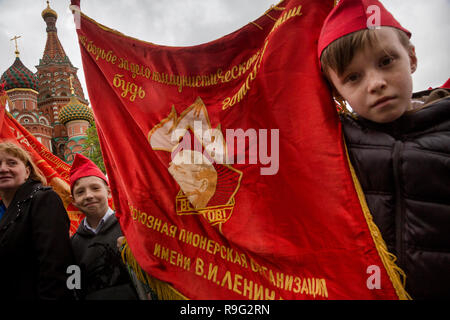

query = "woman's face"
(0, 151), (30, 193)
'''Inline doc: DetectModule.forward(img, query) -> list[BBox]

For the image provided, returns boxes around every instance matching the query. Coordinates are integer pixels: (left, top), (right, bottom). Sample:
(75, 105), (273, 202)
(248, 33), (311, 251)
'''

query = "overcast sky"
(1, 0), (449, 103)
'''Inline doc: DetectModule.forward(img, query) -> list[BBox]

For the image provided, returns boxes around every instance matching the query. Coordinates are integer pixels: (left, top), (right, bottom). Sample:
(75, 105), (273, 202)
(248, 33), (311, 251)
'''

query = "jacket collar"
(343, 96), (450, 137)
(0, 179), (45, 230)
(76, 210), (117, 237)
(6, 179), (45, 209)
(82, 207), (115, 234)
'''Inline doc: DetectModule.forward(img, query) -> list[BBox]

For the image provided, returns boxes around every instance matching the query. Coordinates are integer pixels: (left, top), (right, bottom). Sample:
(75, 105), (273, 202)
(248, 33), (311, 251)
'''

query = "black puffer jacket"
(71, 214), (137, 300)
(341, 93), (450, 300)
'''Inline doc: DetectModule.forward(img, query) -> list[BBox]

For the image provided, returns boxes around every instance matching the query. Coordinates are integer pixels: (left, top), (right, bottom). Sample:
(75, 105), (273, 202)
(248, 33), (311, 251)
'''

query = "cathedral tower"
(36, 1), (88, 159)
(58, 76), (93, 164)
(0, 36), (53, 151)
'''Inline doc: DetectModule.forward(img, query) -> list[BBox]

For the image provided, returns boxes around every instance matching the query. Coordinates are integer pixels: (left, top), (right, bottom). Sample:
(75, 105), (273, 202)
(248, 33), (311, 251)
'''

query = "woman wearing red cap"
(318, 0), (450, 299)
(0, 142), (75, 300)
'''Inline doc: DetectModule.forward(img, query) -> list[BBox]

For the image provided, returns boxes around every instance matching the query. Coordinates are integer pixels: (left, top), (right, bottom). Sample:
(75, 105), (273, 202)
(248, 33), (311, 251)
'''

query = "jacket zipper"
(392, 141), (405, 268)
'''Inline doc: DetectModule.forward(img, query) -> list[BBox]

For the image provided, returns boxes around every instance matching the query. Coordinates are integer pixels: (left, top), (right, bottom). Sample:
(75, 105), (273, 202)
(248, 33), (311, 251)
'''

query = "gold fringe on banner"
(120, 239), (188, 300)
(344, 141), (412, 300)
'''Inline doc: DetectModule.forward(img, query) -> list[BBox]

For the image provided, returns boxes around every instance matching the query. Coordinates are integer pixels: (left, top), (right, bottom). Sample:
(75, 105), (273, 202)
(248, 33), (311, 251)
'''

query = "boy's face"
(72, 176), (111, 217)
(327, 27), (417, 123)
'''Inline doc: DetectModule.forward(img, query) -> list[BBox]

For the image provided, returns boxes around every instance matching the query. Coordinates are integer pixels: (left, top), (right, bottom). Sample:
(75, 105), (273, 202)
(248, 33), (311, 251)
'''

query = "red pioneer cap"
(70, 153), (108, 190)
(317, 0), (411, 65)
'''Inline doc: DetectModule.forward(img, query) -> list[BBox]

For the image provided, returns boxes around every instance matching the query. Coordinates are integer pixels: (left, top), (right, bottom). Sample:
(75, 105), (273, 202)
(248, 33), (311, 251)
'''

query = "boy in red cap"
(70, 153), (137, 300)
(318, 0), (449, 299)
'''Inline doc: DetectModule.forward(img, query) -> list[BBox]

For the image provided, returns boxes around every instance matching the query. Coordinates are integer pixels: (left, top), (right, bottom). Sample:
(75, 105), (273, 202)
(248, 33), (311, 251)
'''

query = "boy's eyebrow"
(338, 48), (397, 78)
(337, 65), (355, 78)
(84, 182), (104, 187)
(372, 44), (397, 55)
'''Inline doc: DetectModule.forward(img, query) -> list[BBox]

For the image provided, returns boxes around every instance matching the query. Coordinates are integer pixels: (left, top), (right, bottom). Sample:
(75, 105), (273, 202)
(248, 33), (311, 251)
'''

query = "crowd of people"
(0, 147), (138, 300)
(0, 0), (448, 300)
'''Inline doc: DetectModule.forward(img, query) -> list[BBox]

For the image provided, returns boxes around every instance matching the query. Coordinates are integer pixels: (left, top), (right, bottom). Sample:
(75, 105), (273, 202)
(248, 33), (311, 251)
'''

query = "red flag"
(76, 0), (409, 299)
(0, 82), (8, 132)
(440, 78), (450, 89)
(0, 107), (84, 236)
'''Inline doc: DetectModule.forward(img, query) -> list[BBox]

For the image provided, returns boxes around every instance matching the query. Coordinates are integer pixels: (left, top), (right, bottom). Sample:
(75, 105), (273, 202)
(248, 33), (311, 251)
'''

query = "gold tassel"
(344, 141), (412, 300)
(334, 96), (350, 115)
(120, 240), (188, 300)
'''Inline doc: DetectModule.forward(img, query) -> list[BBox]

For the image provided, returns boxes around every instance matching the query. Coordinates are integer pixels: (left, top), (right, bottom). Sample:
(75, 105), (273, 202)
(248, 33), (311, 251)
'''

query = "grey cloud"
(1, 0), (449, 101)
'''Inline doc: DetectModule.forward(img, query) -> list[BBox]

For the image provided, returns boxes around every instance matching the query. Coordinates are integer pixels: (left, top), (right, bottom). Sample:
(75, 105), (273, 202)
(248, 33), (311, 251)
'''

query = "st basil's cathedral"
(0, 1), (93, 164)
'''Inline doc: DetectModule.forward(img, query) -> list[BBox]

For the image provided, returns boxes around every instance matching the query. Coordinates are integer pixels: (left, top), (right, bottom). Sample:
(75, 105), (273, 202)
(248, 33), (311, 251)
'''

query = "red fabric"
(0, 82), (8, 132)
(440, 78), (450, 89)
(427, 78), (449, 90)
(76, 0), (402, 299)
(0, 110), (84, 236)
(70, 153), (108, 189)
(317, 0), (411, 62)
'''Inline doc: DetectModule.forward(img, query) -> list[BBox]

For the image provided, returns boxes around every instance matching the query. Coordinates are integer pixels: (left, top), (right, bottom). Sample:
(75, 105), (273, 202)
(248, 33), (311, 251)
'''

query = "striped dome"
(1, 57), (39, 92)
(59, 96), (94, 124)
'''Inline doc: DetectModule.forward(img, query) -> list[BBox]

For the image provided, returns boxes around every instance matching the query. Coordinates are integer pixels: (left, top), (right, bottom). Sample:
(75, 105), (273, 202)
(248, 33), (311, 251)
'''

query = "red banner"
(76, 0), (409, 299)
(0, 99), (83, 236)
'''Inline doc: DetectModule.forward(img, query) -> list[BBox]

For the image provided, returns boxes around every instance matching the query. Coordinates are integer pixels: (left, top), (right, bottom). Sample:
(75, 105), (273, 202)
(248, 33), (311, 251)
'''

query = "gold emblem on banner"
(149, 97), (242, 231)
(176, 190), (235, 226)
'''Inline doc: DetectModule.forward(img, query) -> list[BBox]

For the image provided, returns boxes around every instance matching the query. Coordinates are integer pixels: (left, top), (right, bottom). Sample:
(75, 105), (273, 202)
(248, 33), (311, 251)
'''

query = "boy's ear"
(323, 74), (342, 99)
(70, 194), (81, 210)
(409, 45), (418, 74)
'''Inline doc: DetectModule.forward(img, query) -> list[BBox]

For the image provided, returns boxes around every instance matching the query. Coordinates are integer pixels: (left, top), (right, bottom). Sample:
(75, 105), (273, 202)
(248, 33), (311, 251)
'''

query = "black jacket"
(71, 213), (137, 300)
(341, 94), (450, 299)
(0, 179), (75, 300)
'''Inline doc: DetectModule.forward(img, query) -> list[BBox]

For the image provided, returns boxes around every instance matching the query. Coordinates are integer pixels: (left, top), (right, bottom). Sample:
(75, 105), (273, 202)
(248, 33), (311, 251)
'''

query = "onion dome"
(58, 95), (94, 124)
(0, 57), (39, 92)
(41, 1), (58, 19)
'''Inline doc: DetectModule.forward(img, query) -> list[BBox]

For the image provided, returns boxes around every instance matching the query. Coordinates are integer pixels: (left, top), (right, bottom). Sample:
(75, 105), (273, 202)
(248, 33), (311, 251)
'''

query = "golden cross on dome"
(10, 35), (21, 57)
(69, 74), (75, 95)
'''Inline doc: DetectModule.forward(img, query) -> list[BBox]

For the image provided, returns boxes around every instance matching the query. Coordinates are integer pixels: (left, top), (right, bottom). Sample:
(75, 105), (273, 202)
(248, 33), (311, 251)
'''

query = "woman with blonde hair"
(0, 141), (75, 300)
